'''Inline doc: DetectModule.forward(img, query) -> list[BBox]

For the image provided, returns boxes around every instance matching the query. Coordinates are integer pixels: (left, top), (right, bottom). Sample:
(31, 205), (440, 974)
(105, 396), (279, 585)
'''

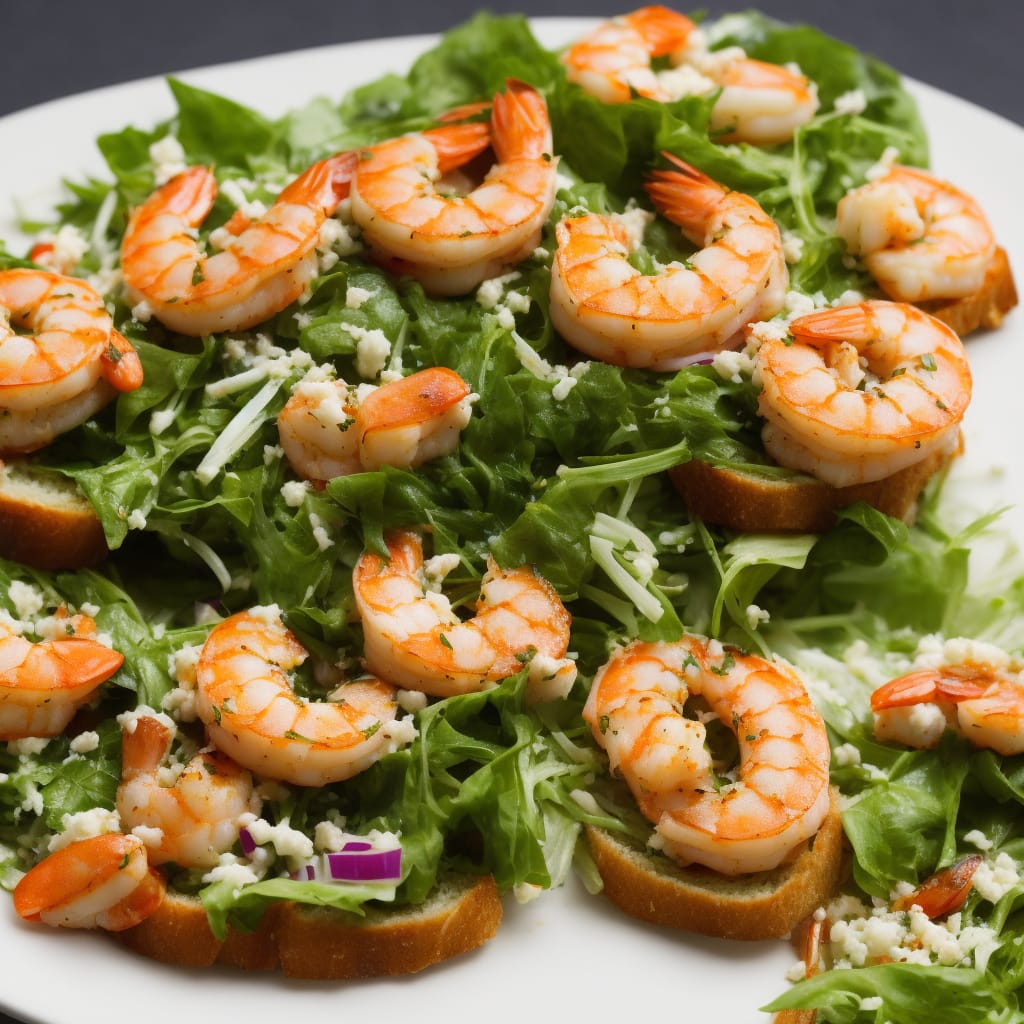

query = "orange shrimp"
(195, 607), (405, 786)
(836, 165), (998, 302)
(13, 833), (164, 931)
(583, 637), (831, 874)
(121, 153), (353, 336)
(0, 270), (143, 456)
(550, 154), (786, 368)
(349, 79), (557, 296)
(0, 612), (124, 740)
(277, 366), (474, 482)
(116, 714), (260, 868)
(756, 300), (972, 486)
(562, 7), (818, 144)
(871, 662), (1024, 755)
(352, 530), (577, 700)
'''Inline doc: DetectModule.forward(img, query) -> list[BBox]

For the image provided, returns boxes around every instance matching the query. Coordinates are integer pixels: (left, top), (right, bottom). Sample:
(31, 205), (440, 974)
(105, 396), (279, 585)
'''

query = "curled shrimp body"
(561, 6), (695, 104)
(583, 637), (831, 875)
(0, 270), (143, 456)
(0, 613), (124, 740)
(121, 154), (352, 336)
(550, 154), (786, 369)
(871, 663), (1024, 756)
(195, 607), (404, 786)
(116, 715), (260, 868)
(562, 7), (817, 144)
(353, 530), (577, 700)
(349, 80), (557, 296)
(836, 165), (996, 303)
(756, 300), (972, 487)
(13, 833), (164, 931)
(277, 367), (474, 483)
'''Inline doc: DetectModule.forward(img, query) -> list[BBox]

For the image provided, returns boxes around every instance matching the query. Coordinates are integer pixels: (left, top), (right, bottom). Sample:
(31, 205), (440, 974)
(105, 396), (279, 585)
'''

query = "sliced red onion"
(342, 841), (373, 852)
(239, 827), (256, 855)
(325, 846), (402, 882)
(291, 864), (317, 881)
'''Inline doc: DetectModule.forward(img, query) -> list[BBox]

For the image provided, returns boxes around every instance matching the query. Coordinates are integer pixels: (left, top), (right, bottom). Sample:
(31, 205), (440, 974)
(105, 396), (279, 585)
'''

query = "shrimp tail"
(1, 637), (124, 689)
(419, 123), (492, 174)
(870, 668), (989, 710)
(121, 714), (173, 776)
(645, 153), (724, 241)
(278, 150), (357, 213)
(490, 78), (553, 162)
(101, 329), (145, 392)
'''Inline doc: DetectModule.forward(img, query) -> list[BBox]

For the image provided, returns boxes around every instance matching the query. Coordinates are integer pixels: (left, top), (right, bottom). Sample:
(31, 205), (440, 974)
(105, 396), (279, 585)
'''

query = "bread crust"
(923, 245), (1018, 337)
(669, 440), (954, 533)
(114, 873), (503, 979)
(0, 461), (108, 569)
(584, 787), (845, 941)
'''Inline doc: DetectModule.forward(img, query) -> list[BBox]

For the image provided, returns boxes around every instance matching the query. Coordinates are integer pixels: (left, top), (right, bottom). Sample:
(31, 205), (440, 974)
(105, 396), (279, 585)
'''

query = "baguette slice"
(669, 438), (955, 534)
(584, 787), (845, 941)
(923, 245), (1018, 337)
(0, 460), (108, 569)
(114, 873), (503, 979)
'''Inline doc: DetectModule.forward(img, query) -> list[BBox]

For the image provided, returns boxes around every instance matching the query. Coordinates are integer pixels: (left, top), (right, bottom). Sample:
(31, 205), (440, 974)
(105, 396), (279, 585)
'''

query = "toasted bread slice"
(114, 873), (503, 979)
(0, 460), (107, 569)
(669, 438), (955, 533)
(584, 787), (845, 941)
(923, 246), (1018, 337)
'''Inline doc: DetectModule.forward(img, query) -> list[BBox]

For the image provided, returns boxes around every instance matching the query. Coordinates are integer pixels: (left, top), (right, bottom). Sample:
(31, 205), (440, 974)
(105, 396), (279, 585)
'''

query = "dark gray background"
(0, 0), (1021, 124)
(0, 2), (1019, 1023)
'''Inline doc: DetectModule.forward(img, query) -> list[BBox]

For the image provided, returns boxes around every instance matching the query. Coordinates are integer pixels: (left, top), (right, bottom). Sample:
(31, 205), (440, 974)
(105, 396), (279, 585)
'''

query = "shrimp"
(583, 637), (831, 875)
(0, 270), (143, 456)
(0, 611), (124, 740)
(550, 153), (787, 369)
(562, 7), (818, 144)
(13, 833), (164, 931)
(836, 165), (997, 303)
(561, 6), (696, 104)
(120, 153), (353, 336)
(116, 714), (260, 868)
(277, 366), (474, 482)
(349, 79), (557, 296)
(871, 663), (1024, 755)
(756, 300), (972, 487)
(195, 607), (405, 786)
(352, 530), (577, 700)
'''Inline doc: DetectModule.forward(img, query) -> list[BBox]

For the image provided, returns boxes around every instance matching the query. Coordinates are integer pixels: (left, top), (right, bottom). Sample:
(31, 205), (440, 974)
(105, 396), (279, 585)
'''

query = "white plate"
(0, 20), (1021, 1024)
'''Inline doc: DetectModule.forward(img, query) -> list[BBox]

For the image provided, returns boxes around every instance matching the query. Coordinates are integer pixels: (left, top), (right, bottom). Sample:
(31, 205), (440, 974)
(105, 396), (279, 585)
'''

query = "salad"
(1, 10), (1022, 1023)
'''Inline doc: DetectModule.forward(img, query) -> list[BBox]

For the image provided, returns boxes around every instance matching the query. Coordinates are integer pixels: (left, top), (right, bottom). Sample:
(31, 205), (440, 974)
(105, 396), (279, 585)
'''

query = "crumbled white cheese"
(69, 731), (100, 754)
(833, 88), (868, 116)
(744, 604), (770, 630)
(832, 742), (862, 767)
(780, 229), (805, 264)
(47, 807), (121, 852)
(149, 135), (187, 185)
(131, 299), (154, 323)
(126, 509), (147, 531)
(964, 830), (994, 852)
(972, 852), (1021, 903)
(8, 581), (44, 620)
(396, 689), (429, 713)
(280, 480), (310, 508)
(382, 715), (419, 751)
(201, 852), (262, 889)
(242, 816), (315, 860)
(8, 737), (50, 756)
(116, 704), (176, 736)
(422, 553), (461, 590)
(345, 285), (374, 309)
(308, 512), (334, 552)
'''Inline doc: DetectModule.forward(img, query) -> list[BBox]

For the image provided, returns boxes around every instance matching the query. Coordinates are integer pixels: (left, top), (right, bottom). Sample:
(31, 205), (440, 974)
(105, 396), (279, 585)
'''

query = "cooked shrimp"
(561, 5), (696, 104)
(0, 612), (124, 740)
(562, 7), (817, 144)
(550, 153), (787, 369)
(13, 833), (164, 931)
(0, 270), (143, 456)
(705, 57), (819, 146)
(121, 153), (353, 336)
(871, 663), (1024, 755)
(836, 165), (997, 303)
(583, 637), (831, 875)
(353, 530), (577, 700)
(349, 79), (557, 296)
(277, 367), (474, 482)
(195, 607), (404, 786)
(116, 714), (260, 868)
(756, 300), (972, 487)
